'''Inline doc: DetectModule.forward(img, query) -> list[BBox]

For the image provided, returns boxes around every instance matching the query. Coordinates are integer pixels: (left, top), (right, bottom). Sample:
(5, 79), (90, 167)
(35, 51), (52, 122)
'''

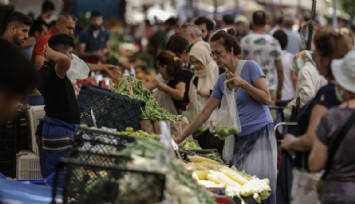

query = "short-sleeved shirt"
(241, 34), (282, 91)
(38, 62), (80, 124)
(317, 108), (355, 182)
(294, 83), (341, 170)
(211, 60), (273, 136)
(281, 50), (295, 101)
(167, 69), (193, 111)
(79, 27), (109, 52)
(32, 28), (57, 59)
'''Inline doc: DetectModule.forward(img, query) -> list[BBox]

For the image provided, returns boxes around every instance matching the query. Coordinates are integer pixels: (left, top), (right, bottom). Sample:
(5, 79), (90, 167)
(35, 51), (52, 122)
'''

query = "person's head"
(56, 12), (76, 36)
(194, 16), (215, 41)
(90, 11), (103, 31)
(252, 10), (267, 27)
(273, 29), (288, 50)
(222, 14), (234, 27)
(209, 28), (242, 68)
(2, 12), (32, 46)
(189, 41), (213, 71)
(331, 50), (355, 102)
(155, 50), (183, 80)
(48, 33), (74, 60)
(179, 23), (202, 44)
(313, 28), (352, 81)
(0, 39), (37, 121)
(29, 20), (48, 39)
(164, 17), (178, 31)
(41, 1), (55, 20)
(283, 16), (294, 29)
(165, 34), (190, 64)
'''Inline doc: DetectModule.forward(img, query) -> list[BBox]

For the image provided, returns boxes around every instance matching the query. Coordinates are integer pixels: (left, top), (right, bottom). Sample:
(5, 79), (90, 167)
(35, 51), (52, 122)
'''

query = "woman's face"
(157, 63), (170, 80)
(210, 41), (232, 69)
(314, 50), (331, 79)
(189, 55), (204, 71)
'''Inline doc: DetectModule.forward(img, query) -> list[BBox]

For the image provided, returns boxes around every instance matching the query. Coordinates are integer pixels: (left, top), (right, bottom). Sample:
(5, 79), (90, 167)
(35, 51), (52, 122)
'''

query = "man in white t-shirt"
(273, 29), (295, 104)
(241, 10), (284, 103)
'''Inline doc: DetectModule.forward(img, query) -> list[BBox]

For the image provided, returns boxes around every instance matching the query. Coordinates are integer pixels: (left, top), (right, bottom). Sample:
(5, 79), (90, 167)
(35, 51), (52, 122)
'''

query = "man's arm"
(44, 45), (71, 78)
(86, 63), (121, 82)
(77, 43), (104, 58)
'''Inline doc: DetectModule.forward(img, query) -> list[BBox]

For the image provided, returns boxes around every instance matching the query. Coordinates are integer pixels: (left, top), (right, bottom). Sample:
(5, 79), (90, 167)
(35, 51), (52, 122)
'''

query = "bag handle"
(321, 110), (355, 179)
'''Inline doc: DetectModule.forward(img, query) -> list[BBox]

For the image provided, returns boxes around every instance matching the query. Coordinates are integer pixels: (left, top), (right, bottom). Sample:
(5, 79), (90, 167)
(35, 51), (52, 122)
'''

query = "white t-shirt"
(281, 51), (295, 101)
(241, 33), (282, 90)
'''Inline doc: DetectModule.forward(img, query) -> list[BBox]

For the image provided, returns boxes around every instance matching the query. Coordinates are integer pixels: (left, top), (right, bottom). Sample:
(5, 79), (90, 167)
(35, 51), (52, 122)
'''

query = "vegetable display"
(186, 155), (271, 204)
(112, 76), (181, 122)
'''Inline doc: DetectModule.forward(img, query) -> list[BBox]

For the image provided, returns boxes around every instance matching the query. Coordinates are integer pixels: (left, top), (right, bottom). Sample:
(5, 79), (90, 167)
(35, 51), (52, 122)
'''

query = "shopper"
(22, 20), (48, 61)
(179, 23), (203, 45)
(283, 16), (303, 55)
(0, 39), (37, 121)
(194, 16), (215, 42)
(309, 49), (355, 204)
(35, 1), (56, 26)
(176, 29), (277, 204)
(2, 11), (32, 47)
(281, 29), (352, 204)
(241, 10), (284, 103)
(37, 33), (78, 177)
(165, 34), (190, 65)
(188, 40), (223, 153)
(272, 29), (295, 106)
(78, 11), (110, 63)
(149, 50), (193, 114)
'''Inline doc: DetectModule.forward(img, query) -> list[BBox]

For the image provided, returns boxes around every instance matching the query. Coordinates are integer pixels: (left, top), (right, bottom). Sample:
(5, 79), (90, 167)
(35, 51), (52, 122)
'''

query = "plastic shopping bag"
(215, 83), (241, 139)
(222, 135), (235, 164)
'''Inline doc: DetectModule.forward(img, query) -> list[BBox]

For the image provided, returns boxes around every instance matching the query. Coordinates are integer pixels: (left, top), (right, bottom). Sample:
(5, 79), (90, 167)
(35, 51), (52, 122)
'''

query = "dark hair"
(0, 39), (37, 95)
(164, 17), (178, 26)
(165, 34), (190, 56)
(6, 11), (32, 27)
(210, 28), (242, 56)
(273, 29), (288, 50)
(91, 11), (102, 18)
(194, 16), (215, 31)
(41, 1), (55, 13)
(29, 20), (48, 36)
(222, 14), (234, 26)
(314, 29), (352, 59)
(252, 10), (266, 26)
(48, 33), (74, 51)
(156, 50), (183, 77)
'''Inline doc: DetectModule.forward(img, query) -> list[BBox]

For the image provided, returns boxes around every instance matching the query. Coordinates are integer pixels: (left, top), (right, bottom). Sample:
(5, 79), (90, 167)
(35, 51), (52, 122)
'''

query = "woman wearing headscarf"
(187, 40), (224, 153)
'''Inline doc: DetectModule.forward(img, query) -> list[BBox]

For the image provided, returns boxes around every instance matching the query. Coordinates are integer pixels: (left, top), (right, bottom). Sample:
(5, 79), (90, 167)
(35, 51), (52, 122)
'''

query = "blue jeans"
(37, 117), (78, 178)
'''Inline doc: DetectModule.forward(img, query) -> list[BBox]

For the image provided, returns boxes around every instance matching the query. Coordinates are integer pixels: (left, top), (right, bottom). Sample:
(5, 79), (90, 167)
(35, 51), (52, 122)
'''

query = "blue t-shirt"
(211, 60), (273, 136)
(79, 27), (109, 52)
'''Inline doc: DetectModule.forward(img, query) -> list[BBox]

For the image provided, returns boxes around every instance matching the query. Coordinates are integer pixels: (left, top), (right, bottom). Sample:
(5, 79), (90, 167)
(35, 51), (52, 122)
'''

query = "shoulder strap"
(235, 60), (247, 76)
(322, 110), (355, 179)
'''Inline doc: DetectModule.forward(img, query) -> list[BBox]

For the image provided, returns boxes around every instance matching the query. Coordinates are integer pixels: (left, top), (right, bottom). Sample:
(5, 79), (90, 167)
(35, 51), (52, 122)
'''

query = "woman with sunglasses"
(176, 28), (277, 204)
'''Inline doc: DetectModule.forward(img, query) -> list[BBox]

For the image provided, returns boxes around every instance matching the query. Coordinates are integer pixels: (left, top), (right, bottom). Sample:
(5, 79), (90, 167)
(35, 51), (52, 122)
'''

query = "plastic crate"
(78, 85), (145, 131)
(27, 106), (45, 155)
(52, 158), (166, 204)
(16, 152), (41, 180)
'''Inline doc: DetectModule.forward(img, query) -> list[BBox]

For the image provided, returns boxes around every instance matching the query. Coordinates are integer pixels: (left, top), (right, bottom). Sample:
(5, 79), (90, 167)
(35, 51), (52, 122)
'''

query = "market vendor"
(187, 40), (224, 153)
(37, 34), (79, 177)
(175, 29), (277, 204)
(145, 50), (193, 115)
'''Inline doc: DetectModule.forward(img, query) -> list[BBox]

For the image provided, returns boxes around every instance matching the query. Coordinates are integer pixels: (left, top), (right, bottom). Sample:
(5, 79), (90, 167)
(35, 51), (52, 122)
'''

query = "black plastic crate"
(78, 85), (145, 131)
(52, 158), (166, 204)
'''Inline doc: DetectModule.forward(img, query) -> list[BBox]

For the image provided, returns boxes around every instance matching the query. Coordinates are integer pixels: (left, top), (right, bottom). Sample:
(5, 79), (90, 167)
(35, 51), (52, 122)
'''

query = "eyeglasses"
(211, 50), (226, 59)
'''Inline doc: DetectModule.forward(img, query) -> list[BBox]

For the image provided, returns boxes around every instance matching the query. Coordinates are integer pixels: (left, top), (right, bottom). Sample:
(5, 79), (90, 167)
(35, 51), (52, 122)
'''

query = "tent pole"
(307, 0), (316, 50)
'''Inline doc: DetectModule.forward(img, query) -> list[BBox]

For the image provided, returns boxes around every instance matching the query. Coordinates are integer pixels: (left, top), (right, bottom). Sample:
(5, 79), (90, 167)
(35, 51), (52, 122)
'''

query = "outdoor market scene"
(0, 0), (355, 203)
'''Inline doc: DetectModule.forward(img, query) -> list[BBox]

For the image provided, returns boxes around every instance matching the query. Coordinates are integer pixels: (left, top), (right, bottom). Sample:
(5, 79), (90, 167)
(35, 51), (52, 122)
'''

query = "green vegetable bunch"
(215, 125), (239, 139)
(112, 76), (181, 122)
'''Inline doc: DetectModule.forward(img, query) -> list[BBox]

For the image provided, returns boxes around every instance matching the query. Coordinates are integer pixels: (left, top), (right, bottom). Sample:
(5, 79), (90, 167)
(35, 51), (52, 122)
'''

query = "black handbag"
(316, 110), (355, 198)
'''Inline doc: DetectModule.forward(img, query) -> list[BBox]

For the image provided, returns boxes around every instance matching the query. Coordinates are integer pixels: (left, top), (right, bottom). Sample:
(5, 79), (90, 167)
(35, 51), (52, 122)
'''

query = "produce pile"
(215, 125), (239, 139)
(113, 76), (181, 122)
(186, 156), (271, 204)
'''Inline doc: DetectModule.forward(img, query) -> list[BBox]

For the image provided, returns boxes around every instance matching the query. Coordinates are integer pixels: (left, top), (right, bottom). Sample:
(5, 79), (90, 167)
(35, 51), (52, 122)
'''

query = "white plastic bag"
(222, 135), (235, 164)
(215, 83), (241, 139)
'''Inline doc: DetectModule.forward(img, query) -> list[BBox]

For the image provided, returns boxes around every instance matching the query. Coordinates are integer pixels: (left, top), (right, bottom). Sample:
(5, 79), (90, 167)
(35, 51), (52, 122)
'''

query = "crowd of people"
(1, 1), (355, 204)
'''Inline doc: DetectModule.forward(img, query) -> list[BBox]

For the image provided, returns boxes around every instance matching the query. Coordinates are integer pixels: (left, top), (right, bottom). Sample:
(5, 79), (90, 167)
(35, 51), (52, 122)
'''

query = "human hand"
(281, 133), (296, 151)
(197, 88), (210, 97)
(101, 64), (121, 84)
(225, 72), (246, 89)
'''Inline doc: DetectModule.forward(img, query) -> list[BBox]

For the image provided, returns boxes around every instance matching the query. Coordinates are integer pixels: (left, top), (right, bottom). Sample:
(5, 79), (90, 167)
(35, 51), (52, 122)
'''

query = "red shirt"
(32, 28), (58, 59)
